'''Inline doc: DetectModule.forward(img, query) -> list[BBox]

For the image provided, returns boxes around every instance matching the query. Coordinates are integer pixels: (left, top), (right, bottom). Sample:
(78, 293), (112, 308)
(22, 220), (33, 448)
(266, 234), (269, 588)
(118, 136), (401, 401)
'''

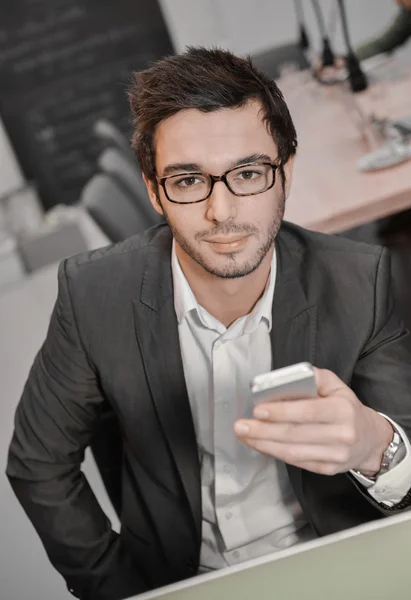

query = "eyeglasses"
(157, 162), (278, 205)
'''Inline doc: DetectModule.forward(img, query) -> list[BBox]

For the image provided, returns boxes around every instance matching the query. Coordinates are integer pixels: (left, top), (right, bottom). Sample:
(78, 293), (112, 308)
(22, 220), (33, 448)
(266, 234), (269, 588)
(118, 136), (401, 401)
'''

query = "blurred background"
(1, 1), (411, 598)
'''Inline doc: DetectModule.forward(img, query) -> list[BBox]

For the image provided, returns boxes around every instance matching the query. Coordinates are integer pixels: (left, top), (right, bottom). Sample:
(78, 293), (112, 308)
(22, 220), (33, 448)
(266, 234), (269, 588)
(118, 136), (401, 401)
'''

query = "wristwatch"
(362, 431), (402, 481)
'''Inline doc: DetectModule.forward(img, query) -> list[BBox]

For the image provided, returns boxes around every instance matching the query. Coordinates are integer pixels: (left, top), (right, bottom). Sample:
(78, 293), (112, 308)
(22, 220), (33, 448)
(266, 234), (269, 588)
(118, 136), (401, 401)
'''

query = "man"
(7, 47), (411, 600)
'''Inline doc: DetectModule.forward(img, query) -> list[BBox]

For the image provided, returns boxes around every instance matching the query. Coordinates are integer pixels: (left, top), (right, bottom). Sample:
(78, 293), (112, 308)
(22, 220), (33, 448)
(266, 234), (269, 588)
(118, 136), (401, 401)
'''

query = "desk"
(283, 71), (411, 233)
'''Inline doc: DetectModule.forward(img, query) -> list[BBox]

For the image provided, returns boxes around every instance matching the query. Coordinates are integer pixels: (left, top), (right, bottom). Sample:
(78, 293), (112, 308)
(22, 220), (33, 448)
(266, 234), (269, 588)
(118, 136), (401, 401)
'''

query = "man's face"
(145, 100), (294, 279)
(397, 0), (411, 9)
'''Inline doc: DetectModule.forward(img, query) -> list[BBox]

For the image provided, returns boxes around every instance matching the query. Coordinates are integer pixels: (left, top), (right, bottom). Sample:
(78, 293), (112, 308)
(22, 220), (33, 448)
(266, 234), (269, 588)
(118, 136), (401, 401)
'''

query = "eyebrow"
(160, 153), (273, 177)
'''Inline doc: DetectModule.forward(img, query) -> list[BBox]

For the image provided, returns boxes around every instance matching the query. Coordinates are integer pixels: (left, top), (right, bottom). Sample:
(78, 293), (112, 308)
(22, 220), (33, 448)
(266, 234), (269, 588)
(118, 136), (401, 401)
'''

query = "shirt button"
(225, 511), (233, 520)
(223, 402), (229, 410)
(375, 488), (386, 494)
(233, 550), (240, 559)
(223, 464), (231, 474)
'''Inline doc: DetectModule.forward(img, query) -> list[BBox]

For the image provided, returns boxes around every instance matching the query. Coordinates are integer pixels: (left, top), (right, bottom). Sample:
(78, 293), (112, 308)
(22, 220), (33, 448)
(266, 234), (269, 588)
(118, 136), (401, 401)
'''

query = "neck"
(175, 244), (274, 328)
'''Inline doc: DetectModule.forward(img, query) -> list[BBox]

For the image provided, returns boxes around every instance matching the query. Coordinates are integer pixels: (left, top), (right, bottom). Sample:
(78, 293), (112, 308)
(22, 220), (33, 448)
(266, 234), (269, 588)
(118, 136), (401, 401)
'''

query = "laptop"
(131, 510), (411, 600)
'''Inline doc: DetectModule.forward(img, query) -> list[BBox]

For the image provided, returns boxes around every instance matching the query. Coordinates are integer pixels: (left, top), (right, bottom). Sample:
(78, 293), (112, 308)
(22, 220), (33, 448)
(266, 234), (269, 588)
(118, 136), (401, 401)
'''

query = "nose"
(205, 180), (237, 223)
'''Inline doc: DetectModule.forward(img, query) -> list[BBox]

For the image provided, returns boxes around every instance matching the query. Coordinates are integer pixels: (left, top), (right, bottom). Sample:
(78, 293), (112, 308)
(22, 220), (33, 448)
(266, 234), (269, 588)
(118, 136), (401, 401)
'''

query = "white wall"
(159, 0), (399, 56)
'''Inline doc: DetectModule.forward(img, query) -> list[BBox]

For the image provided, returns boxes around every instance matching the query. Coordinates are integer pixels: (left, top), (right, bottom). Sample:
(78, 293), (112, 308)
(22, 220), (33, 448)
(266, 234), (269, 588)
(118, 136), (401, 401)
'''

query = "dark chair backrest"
(93, 118), (135, 161)
(97, 147), (162, 227)
(80, 173), (152, 243)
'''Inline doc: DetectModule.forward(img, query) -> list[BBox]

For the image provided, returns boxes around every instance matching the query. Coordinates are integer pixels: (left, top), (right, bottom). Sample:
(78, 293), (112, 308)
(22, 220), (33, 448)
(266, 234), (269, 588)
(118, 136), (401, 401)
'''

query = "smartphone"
(250, 362), (317, 405)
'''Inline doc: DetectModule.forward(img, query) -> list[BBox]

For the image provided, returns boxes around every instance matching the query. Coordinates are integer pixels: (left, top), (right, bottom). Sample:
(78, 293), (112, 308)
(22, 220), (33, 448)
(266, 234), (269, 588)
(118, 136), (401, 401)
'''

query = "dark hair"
(128, 46), (297, 182)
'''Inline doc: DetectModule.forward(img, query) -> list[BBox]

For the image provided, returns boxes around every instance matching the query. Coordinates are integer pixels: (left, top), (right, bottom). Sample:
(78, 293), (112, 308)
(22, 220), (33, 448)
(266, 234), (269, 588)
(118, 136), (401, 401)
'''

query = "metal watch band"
(377, 431), (402, 478)
(355, 430), (402, 482)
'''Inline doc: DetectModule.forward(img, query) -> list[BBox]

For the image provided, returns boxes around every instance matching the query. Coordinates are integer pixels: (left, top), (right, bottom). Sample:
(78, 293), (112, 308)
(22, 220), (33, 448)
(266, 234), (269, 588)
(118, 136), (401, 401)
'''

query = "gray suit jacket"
(7, 222), (411, 600)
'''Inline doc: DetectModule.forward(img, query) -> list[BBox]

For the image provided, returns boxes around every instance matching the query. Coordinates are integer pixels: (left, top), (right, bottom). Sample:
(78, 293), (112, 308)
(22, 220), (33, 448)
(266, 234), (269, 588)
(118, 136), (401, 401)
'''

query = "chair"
(80, 173), (153, 243)
(92, 118), (135, 161)
(97, 147), (162, 227)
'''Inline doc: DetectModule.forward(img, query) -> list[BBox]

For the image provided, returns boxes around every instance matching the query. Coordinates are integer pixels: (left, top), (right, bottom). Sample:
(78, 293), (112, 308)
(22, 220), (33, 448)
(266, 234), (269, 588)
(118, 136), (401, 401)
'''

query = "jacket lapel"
(270, 228), (317, 508)
(133, 228), (201, 545)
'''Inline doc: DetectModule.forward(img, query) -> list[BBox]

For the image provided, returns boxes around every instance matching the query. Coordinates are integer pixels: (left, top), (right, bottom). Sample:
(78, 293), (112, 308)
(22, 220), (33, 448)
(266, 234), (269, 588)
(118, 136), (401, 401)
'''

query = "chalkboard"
(0, 0), (174, 209)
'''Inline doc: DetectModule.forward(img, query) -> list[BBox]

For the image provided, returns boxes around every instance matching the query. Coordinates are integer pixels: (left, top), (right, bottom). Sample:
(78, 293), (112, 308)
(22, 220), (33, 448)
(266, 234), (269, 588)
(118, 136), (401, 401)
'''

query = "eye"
(235, 169), (263, 181)
(175, 175), (204, 188)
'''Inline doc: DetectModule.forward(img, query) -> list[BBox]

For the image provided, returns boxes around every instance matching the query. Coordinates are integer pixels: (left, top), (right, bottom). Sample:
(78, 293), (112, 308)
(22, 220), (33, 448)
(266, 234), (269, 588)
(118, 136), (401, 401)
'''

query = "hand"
(234, 367), (394, 477)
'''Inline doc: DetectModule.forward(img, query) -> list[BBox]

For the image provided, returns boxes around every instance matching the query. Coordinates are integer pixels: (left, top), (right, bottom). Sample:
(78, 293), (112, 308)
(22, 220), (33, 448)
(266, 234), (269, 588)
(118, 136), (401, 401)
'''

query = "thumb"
(313, 367), (346, 397)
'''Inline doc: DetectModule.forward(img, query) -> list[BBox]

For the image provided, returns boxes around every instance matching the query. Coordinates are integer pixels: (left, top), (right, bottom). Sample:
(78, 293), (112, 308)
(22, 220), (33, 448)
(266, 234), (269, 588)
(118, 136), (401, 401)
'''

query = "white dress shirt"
(171, 241), (411, 571)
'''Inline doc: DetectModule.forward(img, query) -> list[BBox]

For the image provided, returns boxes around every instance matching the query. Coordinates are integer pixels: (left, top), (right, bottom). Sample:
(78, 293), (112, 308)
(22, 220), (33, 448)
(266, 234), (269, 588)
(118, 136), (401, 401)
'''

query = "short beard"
(160, 190), (285, 279)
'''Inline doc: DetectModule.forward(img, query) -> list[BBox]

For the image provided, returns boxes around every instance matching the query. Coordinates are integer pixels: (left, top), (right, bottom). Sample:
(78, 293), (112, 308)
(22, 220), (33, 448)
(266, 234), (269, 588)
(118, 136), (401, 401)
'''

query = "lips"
(202, 235), (250, 253)
(204, 235), (249, 244)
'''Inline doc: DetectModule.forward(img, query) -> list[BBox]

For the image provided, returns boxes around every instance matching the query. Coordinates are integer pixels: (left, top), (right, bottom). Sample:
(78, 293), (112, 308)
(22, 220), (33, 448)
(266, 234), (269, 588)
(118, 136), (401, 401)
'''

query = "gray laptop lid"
(131, 511), (411, 600)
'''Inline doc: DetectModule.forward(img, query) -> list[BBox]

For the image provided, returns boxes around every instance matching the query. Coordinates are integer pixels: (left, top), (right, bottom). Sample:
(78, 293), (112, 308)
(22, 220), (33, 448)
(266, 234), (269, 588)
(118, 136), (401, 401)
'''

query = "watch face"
(380, 432), (402, 474)
(354, 431), (401, 480)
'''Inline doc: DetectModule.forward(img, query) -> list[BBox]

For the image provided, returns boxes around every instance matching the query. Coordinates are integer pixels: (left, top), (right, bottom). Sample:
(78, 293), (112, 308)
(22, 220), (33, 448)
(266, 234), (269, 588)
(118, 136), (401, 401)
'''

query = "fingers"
(252, 397), (338, 424)
(234, 421), (356, 446)
(313, 367), (346, 398)
(239, 439), (350, 471)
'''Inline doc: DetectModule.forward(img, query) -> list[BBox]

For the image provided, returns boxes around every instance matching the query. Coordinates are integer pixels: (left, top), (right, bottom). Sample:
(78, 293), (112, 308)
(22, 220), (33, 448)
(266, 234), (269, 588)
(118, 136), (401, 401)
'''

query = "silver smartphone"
(251, 362), (317, 405)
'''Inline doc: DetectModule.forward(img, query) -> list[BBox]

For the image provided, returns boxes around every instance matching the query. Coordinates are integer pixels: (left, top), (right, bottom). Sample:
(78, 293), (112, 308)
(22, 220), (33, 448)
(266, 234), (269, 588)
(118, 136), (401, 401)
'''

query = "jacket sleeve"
(350, 247), (411, 512)
(6, 259), (147, 600)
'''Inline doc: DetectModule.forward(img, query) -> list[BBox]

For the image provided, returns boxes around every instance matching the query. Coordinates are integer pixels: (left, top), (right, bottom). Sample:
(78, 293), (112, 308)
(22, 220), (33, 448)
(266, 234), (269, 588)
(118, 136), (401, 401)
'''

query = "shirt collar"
(171, 240), (276, 334)
(172, 241), (199, 325)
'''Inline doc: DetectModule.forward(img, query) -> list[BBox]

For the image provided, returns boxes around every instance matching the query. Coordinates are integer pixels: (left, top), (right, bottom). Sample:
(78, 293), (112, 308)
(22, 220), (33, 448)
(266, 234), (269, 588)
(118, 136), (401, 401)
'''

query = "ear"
(143, 173), (164, 216)
(281, 155), (295, 199)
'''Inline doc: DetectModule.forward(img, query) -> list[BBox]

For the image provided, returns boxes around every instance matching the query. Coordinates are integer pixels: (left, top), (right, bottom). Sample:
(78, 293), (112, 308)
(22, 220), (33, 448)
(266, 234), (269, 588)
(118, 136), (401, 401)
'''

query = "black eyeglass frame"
(157, 162), (279, 205)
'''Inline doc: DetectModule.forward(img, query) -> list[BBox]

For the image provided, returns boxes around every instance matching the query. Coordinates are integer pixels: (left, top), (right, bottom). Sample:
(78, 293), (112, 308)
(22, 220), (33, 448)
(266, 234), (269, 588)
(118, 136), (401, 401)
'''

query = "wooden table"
(282, 70), (411, 233)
